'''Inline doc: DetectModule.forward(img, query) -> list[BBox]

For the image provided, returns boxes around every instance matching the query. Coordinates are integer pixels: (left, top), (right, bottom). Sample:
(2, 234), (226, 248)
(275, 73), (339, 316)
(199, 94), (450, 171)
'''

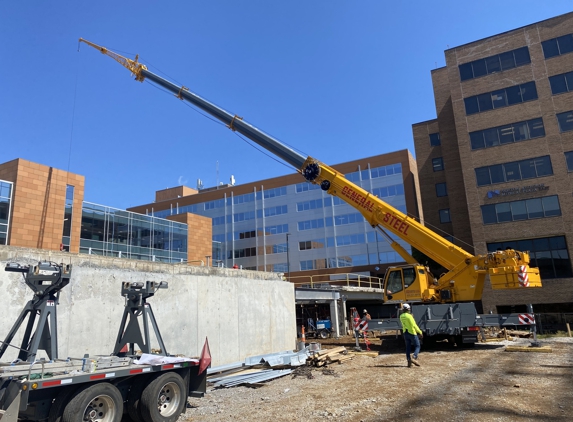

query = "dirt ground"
(181, 334), (573, 422)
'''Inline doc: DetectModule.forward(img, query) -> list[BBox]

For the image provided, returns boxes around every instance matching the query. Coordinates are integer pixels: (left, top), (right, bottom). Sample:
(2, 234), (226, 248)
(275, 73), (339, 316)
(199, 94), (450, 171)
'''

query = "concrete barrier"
(0, 247), (296, 366)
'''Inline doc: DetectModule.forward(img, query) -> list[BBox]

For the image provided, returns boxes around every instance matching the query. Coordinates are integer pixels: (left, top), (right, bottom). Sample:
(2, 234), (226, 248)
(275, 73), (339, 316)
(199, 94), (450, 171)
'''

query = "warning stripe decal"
(518, 313), (535, 324)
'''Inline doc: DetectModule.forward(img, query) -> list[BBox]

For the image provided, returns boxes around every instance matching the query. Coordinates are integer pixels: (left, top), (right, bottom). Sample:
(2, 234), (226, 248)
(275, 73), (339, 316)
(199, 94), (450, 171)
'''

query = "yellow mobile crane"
(79, 39), (542, 345)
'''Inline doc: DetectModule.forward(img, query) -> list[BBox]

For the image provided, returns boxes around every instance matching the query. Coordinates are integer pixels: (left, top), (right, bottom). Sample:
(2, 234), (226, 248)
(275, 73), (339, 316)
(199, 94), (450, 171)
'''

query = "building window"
(0, 181), (12, 246)
(435, 183), (447, 197)
(328, 233), (366, 247)
(542, 34), (573, 59)
(372, 183), (404, 198)
(300, 259), (327, 271)
(432, 157), (444, 172)
(299, 239), (325, 250)
(470, 118), (545, 150)
(464, 81), (538, 115)
(549, 71), (573, 95)
(333, 213), (364, 226)
(298, 218), (325, 231)
(295, 182), (321, 193)
(557, 111), (573, 133)
(61, 185), (74, 251)
(488, 236), (572, 279)
(481, 195), (561, 224)
(475, 156), (553, 187)
(439, 209), (451, 223)
(459, 46), (531, 81)
(429, 133), (441, 146)
(261, 186), (287, 199)
(297, 199), (325, 212)
(228, 247), (257, 259)
(370, 163), (402, 178)
(565, 151), (573, 172)
(273, 263), (288, 273)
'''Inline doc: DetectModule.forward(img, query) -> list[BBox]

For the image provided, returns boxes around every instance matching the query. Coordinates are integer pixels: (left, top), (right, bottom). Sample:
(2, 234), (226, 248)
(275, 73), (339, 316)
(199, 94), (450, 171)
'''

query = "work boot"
(410, 357), (421, 367)
(407, 360), (412, 368)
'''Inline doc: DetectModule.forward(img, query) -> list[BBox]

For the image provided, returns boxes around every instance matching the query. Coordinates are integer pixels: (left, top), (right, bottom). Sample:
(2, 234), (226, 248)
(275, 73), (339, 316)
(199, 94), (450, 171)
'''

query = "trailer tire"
(47, 386), (77, 422)
(139, 372), (186, 422)
(126, 376), (150, 422)
(318, 329), (329, 339)
(61, 382), (123, 422)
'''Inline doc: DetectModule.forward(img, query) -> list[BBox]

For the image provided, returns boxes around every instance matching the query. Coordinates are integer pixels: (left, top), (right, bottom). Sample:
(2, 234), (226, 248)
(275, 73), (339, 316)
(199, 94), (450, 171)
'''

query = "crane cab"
(383, 264), (434, 303)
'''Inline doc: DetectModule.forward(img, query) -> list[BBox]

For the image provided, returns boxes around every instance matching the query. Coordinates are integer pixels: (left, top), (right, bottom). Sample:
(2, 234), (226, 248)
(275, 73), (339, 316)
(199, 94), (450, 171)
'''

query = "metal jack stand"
(0, 262), (71, 362)
(112, 281), (169, 356)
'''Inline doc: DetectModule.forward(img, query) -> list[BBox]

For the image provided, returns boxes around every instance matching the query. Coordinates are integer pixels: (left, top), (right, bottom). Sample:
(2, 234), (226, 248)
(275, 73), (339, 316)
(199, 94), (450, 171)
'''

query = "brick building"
(0, 159), (85, 252)
(413, 12), (573, 313)
(0, 158), (211, 264)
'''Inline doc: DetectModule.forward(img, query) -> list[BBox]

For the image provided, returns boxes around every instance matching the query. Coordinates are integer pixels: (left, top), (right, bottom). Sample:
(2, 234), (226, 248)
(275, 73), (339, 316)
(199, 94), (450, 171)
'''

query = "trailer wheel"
(126, 376), (150, 422)
(61, 382), (123, 422)
(139, 372), (186, 422)
(318, 329), (329, 339)
(47, 386), (76, 422)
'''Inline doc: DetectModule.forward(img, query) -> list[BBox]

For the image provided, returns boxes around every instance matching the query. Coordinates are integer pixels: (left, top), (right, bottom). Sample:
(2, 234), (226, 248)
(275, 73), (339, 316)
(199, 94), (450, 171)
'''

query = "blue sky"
(1, 1), (571, 210)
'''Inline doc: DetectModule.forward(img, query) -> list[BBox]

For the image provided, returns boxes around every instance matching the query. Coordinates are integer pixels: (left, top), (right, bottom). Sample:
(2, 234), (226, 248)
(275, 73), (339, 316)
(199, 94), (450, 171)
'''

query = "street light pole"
(286, 233), (291, 281)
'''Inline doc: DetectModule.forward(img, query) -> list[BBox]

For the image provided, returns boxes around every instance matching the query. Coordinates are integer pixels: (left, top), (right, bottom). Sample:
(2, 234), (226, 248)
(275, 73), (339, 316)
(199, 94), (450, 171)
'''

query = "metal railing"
(287, 272), (384, 290)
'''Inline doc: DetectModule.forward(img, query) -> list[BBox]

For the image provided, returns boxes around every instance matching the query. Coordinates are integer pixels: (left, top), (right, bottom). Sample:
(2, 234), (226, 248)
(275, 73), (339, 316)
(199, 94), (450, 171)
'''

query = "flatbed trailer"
(368, 302), (535, 346)
(0, 262), (208, 422)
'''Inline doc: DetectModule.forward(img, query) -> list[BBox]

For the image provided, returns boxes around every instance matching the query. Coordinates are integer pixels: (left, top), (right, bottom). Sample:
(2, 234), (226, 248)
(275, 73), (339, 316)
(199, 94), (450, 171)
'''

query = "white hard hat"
(402, 303), (411, 310)
(363, 309), (368, 313)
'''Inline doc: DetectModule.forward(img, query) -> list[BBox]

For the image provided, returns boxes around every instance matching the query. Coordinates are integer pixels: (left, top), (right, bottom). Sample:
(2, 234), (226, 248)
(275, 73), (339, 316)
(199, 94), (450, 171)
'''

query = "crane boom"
(79, 39), (542, 303)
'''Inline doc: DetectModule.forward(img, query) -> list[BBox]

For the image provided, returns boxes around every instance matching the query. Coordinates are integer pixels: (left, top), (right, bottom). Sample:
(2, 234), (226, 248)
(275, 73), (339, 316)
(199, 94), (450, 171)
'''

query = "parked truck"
(0, 262), (208, 422)
(78, 39), (543, 347)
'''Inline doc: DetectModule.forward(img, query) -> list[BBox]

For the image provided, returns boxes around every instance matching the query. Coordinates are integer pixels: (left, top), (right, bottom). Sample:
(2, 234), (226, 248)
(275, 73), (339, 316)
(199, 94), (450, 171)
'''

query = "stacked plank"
(308, 346), (352, 367)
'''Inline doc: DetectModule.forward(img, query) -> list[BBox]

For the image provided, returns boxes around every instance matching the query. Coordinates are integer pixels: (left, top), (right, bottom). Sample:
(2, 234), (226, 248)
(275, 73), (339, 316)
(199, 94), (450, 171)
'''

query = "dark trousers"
(404, 332), (420, 361)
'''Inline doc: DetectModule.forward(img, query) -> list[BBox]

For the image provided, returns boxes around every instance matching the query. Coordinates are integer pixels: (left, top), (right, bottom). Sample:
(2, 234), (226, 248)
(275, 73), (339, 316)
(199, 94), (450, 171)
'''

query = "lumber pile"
(308, 346), (352, 367)
(498, 328), (532, 339)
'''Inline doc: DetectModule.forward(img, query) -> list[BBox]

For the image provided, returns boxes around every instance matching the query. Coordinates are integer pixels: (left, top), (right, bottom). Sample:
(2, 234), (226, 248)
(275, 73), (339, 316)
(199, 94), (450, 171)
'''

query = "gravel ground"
(181, 335), (573, 422)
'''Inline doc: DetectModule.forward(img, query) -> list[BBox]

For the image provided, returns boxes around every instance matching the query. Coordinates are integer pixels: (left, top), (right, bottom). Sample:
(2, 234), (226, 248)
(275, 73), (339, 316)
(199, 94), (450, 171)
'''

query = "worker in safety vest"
(399, 303), (423, 367)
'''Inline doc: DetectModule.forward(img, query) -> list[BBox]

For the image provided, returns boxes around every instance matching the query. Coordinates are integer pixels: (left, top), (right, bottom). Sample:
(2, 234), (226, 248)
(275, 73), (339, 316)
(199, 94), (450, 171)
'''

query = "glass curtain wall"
(80, 202), (187, 263)
(0, 180), (13, 245)
(155, 162), (410, 271)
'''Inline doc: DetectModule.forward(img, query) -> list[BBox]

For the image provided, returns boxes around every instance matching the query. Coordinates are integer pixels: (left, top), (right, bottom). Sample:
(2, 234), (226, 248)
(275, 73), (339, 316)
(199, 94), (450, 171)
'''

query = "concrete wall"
(0, 247), (296, 367)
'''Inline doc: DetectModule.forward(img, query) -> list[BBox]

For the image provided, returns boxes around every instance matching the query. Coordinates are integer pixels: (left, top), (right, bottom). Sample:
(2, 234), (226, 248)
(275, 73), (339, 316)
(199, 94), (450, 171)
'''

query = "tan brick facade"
(167, 213), (212, 265)
(0, 159), (85, 253)
(413, 12), (573, 312)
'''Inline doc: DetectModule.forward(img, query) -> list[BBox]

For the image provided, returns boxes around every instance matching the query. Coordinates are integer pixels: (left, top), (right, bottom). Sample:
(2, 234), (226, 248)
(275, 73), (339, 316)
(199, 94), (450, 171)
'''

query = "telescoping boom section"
(78, 39), (542, 304)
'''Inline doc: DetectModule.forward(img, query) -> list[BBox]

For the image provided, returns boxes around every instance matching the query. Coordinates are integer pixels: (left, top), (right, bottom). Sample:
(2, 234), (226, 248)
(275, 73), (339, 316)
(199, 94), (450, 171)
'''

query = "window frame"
(432, 157), (444, 172)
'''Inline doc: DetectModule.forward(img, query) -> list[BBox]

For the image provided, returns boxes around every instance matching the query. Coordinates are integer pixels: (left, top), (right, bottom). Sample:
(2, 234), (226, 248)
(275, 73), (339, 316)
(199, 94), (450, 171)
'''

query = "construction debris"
(207, 346), (354, 388)
(307, 346), (352, 367)
(292, 365), (314, 379)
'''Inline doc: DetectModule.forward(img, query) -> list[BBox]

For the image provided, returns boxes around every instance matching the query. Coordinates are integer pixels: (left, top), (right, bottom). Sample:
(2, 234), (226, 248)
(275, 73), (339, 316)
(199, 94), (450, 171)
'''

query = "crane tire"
(61, 382), (122, 422)
(139, 372), (186, 422)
